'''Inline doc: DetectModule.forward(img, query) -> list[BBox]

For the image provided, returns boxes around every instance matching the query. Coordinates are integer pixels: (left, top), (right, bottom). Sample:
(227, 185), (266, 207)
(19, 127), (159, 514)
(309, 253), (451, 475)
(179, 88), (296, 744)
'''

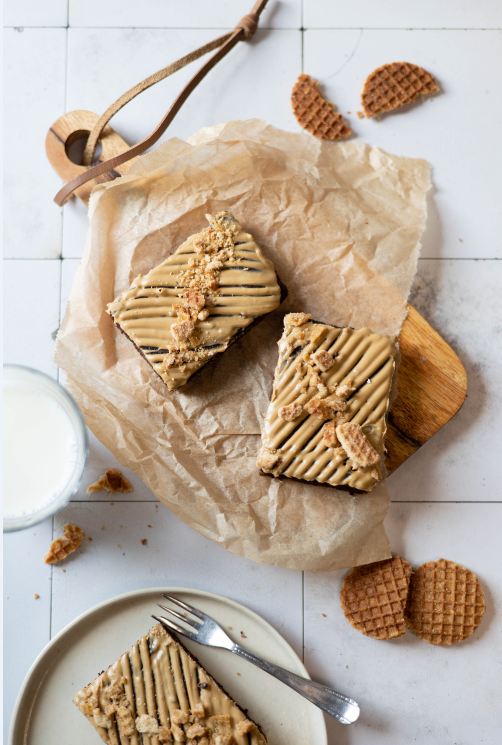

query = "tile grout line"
(3, 26), (501, 31)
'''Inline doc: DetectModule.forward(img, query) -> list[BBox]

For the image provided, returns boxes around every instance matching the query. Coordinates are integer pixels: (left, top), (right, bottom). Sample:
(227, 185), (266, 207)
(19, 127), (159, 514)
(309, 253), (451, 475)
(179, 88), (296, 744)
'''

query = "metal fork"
(152, 595), (360, 725)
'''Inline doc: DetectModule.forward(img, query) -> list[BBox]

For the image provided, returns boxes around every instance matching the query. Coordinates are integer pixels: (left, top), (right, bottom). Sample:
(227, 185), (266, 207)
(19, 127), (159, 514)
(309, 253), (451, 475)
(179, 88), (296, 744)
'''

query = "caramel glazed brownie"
(257, 313), (397, 493)
(75, 623), (266, 745)
(107, 212), (287, 390)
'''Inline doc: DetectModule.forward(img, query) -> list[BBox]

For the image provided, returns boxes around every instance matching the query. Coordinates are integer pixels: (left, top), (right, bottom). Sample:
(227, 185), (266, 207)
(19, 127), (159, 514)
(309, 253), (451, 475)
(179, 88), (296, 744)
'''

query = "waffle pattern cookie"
(340, 556), (412, 640)
(291, 74), (351, 140)
(361, 62), (438, 118)
(405, 559), (486, 645)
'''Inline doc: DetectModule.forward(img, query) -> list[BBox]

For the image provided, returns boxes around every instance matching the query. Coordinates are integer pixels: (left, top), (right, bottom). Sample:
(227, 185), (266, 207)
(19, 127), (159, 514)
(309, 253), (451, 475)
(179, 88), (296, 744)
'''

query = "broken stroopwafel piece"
(340, 556), (412, 640)
(291, 74), (351, 140)
(405, 559), (486, 645)
(361, 62), (439, 118)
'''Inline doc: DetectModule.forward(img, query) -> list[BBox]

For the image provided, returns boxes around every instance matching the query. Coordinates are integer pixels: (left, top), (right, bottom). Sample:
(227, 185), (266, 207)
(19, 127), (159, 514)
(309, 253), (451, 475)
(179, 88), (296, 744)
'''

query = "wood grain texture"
(45, 114), (467, 475)
(45, 110), (136, 205)
(385, 304), (467, 474)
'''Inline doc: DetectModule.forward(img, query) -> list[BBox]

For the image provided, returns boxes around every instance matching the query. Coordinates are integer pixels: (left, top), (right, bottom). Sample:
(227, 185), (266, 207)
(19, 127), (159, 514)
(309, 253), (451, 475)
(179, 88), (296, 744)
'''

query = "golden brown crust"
(340, 556), (412, 640)
(405, 559), (486, 645)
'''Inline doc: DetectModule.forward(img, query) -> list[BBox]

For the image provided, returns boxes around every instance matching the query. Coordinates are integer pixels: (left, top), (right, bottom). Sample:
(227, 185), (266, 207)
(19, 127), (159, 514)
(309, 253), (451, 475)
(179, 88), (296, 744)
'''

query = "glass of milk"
(3, 365), (88, 532)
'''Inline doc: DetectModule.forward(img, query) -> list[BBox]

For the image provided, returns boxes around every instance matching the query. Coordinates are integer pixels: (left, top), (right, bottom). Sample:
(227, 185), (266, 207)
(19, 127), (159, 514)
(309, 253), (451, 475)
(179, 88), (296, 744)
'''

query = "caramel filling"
(107, 212), (282, 390)
(259, 320), (397, 492)
(74, 624), (266, 745)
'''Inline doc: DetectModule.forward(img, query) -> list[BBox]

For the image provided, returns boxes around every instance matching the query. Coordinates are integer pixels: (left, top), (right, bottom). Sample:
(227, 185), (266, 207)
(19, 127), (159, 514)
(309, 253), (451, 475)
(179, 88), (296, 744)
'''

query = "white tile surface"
(3, 260), (61, 378)
(389, 259), (502, 502)
(66, 28), (301, 158)
(304, 502), (502, 744)
(4, 9), (502, 745)
(61, 199), (90, 259)
(3, 519), (53, 745)
(303, 29), (502, 259)
(69, 0), (302, 29)
(50, 501), (303, 654)
(3, 28), (66, 258)
(303, 0), (502, 29)
(3, 0), (68, 28)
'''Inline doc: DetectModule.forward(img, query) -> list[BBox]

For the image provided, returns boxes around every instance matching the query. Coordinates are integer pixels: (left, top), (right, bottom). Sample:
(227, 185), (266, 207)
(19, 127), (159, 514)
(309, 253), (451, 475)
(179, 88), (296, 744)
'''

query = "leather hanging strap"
(54, 0), (268, 206)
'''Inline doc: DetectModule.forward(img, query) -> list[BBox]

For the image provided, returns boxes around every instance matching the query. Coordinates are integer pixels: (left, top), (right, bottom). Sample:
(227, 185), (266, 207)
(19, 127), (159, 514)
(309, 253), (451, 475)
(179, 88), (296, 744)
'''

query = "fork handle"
(231, 643), (360, 724)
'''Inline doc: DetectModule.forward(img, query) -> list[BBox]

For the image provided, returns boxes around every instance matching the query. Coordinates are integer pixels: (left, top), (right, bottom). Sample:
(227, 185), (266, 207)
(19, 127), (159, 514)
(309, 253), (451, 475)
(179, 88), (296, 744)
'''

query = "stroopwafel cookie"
(361, 62), (438, 118)
(340, 555), (412, 640)
(292, 74), (351, 140)
(405, 559), (486, 645)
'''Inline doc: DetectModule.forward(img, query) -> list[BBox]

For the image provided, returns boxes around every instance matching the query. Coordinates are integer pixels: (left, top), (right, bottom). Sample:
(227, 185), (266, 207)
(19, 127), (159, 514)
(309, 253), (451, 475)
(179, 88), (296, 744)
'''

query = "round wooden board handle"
(45, 110), (136, 206)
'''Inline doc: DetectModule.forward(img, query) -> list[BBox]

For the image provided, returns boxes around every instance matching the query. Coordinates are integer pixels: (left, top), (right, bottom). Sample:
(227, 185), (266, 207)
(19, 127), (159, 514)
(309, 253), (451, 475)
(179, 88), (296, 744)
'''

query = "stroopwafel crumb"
(87, 469), (133, 494)
(44, 523), (85, 564)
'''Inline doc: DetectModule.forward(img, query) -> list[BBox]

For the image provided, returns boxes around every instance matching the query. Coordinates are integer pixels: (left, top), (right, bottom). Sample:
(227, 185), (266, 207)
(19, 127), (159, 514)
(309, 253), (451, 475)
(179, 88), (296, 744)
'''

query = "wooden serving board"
(46, 111), (467, 475)
(386, 304), (467, 474)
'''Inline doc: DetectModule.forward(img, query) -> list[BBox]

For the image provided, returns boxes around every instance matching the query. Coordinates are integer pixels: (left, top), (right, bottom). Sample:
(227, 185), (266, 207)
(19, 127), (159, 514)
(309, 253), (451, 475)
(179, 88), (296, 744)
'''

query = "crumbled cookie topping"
(159, 725), (173, 743)
(310, 324), (325, 343)
(171, 723), (186, 741)
(322, 420), (339, 448)
(256, 446), (279, 471)
(235, 719), (256, 735)
(136, 714), (160, 734)
(87, 468), (132, 494)
(211, 736), (232, 745)
(311, 349), (336, 371)
(336, 422), (380, 467)
(186, 723), (207, 738)
(176, 212), (238, 304)
(44, 523), (84, 564)
(335, 379), (355, 399)
(278, 402), (303, 421)
(172, 709), (190, 726)
(93, 709), (112, 729)
(284, 312), (311, 327)
(307, 396), (347, 419)
(192, 703), (205, 719)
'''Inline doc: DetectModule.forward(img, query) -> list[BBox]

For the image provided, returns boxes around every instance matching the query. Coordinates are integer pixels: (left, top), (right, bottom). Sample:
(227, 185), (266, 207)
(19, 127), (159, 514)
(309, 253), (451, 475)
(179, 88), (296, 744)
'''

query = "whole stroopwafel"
(405, 559), (486, 645)
(292, 74), (351, 140)
(361, 62), (438, 118)
(340, 556), (412, 640)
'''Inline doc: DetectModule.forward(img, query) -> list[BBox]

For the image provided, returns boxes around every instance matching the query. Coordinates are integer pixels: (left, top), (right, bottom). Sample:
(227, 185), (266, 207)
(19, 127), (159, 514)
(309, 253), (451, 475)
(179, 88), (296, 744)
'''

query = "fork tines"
(152, 614), (197, 641)
(162, 594), (205, 620)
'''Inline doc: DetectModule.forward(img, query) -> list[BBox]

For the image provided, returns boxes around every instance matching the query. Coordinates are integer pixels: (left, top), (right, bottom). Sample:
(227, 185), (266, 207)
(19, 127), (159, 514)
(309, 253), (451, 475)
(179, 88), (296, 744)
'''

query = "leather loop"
(53, 0), (269, 206)
(236, 13), (259, 40)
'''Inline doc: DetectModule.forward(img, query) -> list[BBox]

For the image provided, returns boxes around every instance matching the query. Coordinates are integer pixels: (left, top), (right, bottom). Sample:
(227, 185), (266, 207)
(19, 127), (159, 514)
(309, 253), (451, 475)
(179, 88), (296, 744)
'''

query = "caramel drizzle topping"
(108, 212), (281, 390)
(260, 321), (397, 491)
(74, 625), (265, 745)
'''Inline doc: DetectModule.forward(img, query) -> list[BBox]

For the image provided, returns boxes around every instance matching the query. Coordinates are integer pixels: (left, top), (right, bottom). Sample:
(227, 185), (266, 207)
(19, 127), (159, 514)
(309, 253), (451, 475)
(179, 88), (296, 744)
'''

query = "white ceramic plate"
(10, 587), (327, 745)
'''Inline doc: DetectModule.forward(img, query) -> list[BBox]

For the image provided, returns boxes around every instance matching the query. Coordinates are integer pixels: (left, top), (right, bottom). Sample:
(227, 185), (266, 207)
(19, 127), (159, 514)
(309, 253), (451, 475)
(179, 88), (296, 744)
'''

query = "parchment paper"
(55, 119), (430, 571)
